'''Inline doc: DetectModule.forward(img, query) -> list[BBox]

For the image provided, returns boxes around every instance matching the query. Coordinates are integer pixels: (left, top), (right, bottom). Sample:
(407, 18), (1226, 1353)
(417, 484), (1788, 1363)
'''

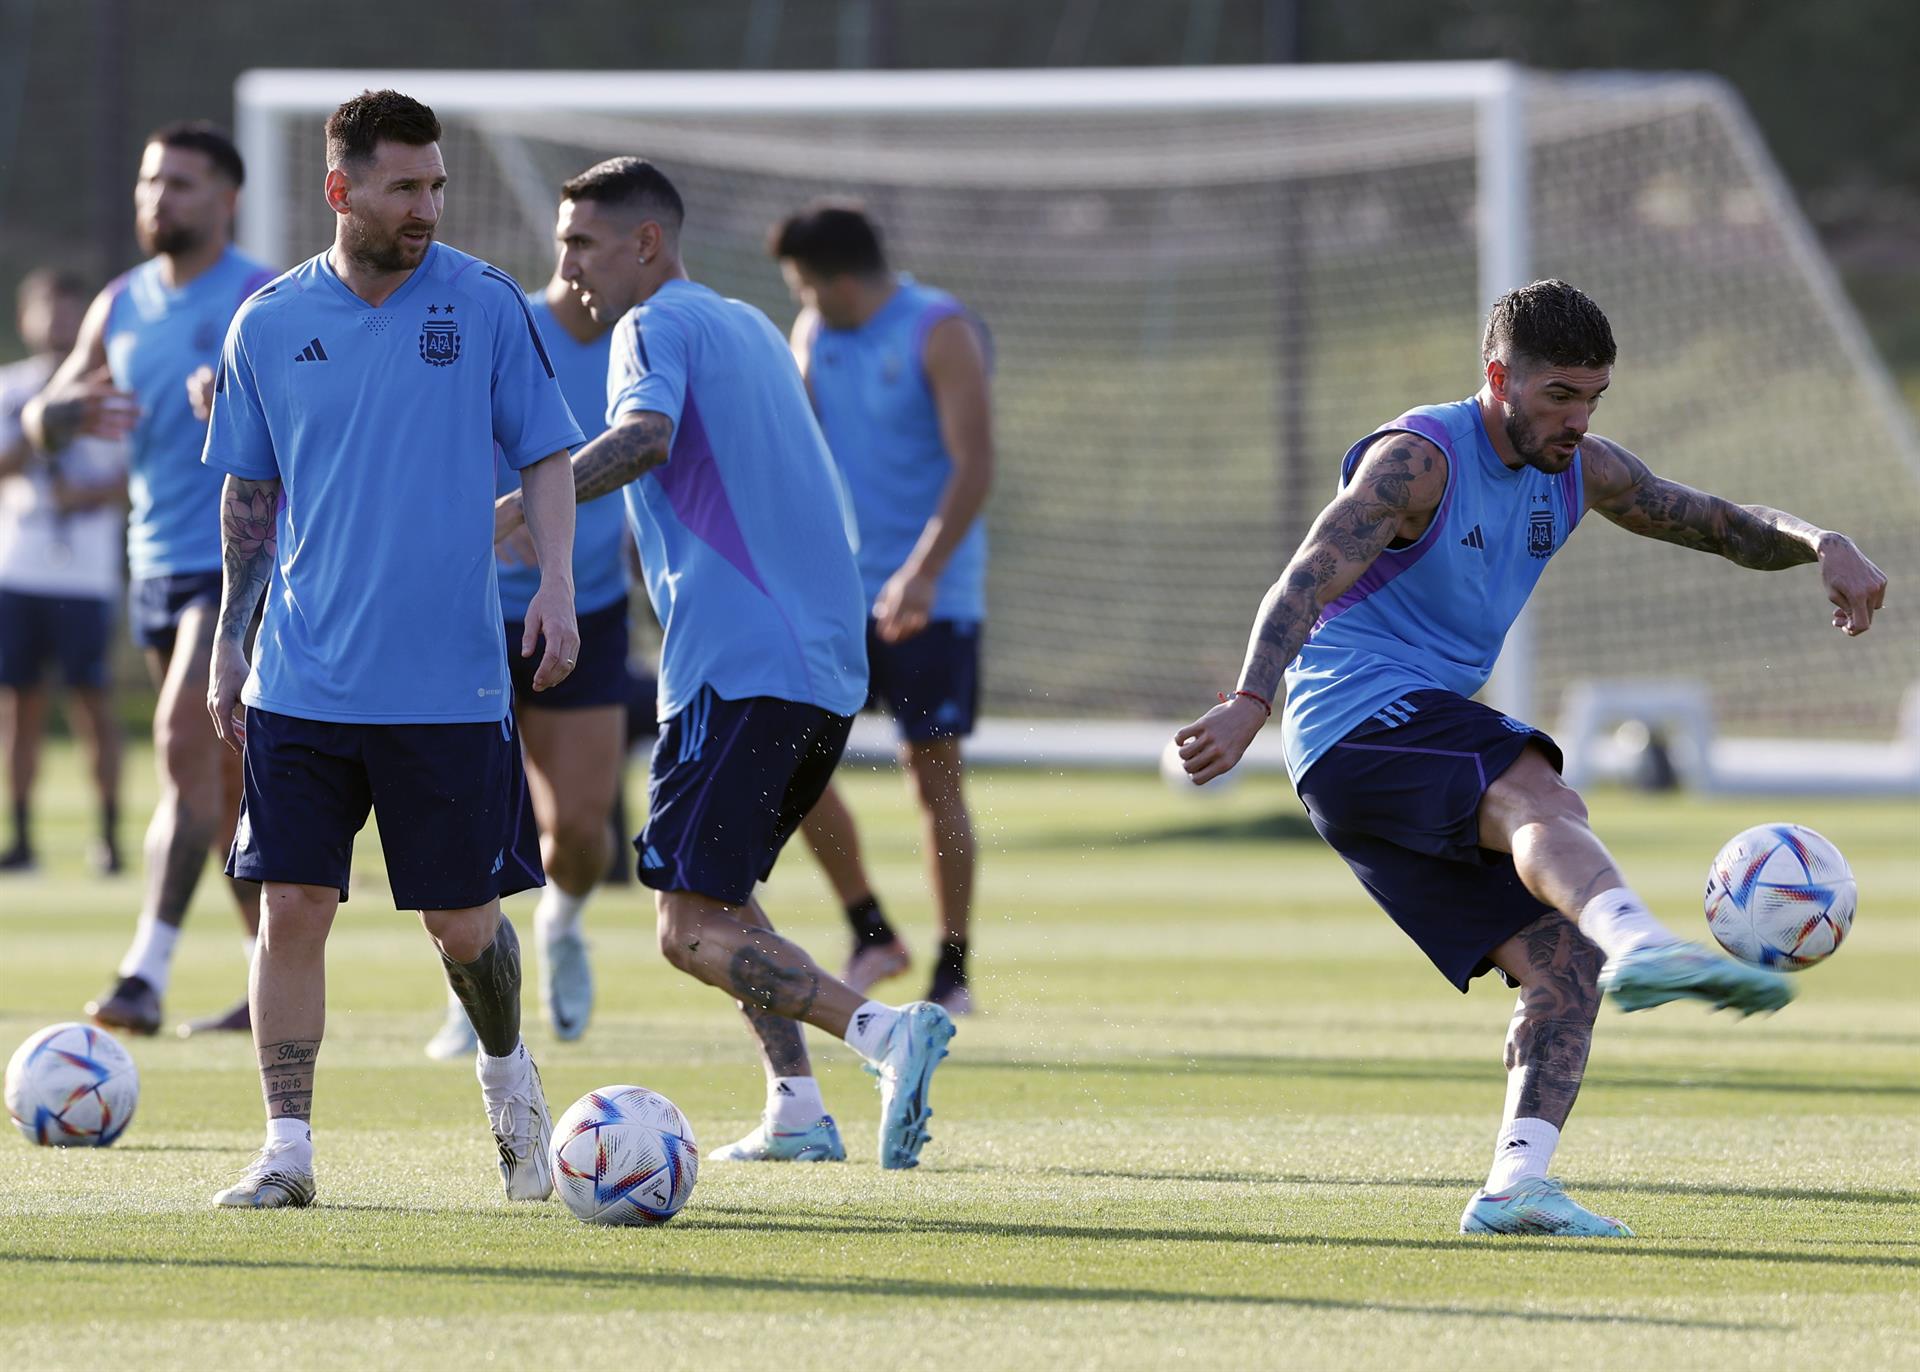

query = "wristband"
(1217, 688), (1272, 716)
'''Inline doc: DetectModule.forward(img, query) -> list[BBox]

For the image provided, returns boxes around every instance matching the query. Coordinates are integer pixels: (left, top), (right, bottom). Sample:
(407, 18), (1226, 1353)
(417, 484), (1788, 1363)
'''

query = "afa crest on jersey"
(419, 319), (461, 366)
(1526, 509), (1556, 558)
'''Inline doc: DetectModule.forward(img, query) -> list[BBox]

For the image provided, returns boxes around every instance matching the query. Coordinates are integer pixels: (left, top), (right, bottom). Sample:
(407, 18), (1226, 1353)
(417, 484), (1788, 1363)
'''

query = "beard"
(340, 216), (432, 274)
(1503, 406), (1580, 471)
(138, 220), (205, 257)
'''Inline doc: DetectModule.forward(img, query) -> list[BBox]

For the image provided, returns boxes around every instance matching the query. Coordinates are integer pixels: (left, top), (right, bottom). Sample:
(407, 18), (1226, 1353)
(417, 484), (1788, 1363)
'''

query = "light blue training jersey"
(203, 242), (584, 724)
(495, 294), (629, 618)
(608, 278), (867, 721)
(805, 277), (989, 621)
(104, 245), (277, 578)
(1281, 396), (1587, 783)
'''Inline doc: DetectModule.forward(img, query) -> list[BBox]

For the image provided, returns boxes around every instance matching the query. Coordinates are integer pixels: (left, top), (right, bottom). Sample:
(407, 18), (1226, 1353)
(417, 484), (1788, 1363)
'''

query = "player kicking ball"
(493, 157), (954, 1170)
(201, 91), (583, 1208)
(1176, 280), (1886, 1236)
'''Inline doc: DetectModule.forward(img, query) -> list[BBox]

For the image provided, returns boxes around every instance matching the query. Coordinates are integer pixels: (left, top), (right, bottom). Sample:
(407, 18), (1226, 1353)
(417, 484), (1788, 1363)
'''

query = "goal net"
(236, 66), (1919, 780)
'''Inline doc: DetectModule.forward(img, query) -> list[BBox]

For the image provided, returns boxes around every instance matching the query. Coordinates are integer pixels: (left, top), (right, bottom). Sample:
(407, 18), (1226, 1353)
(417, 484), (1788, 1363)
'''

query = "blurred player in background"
(0, 269), (126, 874)
(23, 123), (274, 1037)
(771, 202), (994, 1016)
(202, 90), (580, 1209)
(1176, 279), (1888, 1237)
(494, 157), (956, 1170)
(427, 236), (632, 1061)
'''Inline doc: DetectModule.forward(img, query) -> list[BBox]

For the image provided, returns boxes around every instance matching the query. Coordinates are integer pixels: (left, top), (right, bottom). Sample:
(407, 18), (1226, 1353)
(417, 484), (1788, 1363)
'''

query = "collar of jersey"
(317, 242), (436, 313)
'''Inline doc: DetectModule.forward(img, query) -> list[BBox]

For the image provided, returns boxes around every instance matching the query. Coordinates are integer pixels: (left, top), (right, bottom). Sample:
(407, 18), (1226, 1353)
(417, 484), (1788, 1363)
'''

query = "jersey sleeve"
(482, 271), (585, 471)
(608, 305), (689, 431)
(202, 315), (280, 480)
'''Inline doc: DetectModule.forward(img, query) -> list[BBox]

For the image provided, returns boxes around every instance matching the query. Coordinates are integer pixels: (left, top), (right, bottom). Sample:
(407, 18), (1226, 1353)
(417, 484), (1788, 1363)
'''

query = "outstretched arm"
(1174, 433), (1448, 783)
(206, 475), (280, 752)
(494, 410), (673, 542)
(1583, 435), (1886, 635)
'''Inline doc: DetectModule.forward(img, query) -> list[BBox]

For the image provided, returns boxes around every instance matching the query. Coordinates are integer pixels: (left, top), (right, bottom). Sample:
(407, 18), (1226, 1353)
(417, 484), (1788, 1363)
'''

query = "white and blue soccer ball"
(6, 1022), (140, 1147)
(550, 1085), (698, 1225)
(1704, 822), (1856, 970)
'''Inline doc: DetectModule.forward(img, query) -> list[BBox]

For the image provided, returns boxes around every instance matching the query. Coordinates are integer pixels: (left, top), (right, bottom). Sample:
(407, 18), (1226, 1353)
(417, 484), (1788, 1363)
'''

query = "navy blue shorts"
(0, 590), (112, 689)
(1295, 690), (1561, 992)
(129, 570), (222, 655)
(638, 686), (853, 906)
(506, 595), (630, 710)
(229, 707), (544, 910)
(866, 618), (980, 742)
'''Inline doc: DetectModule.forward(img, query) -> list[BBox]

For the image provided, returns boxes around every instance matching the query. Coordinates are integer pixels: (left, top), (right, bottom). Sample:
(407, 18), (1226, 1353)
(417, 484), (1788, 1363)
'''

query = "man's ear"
(324, 168), (352, 216)
(1485, 357), (1510, 402)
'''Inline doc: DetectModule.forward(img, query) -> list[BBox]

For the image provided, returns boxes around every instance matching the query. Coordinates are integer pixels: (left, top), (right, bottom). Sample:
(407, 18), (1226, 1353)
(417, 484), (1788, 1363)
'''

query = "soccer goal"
(235, 64), (1919, 791)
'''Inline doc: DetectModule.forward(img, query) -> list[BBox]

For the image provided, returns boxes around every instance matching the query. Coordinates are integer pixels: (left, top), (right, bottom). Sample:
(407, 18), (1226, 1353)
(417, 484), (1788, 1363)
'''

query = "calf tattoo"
(259, 1038), (320, 1121)
(739, 1000), (812, 1078)
(727, 944), (821, 1024)
(441, 919), (523, 1057)
(1503, 915), (1604, 1129)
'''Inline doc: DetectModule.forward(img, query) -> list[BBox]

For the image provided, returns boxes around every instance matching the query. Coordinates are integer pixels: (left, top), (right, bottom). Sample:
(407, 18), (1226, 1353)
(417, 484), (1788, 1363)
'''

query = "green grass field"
(2, 740), (1915, 1370)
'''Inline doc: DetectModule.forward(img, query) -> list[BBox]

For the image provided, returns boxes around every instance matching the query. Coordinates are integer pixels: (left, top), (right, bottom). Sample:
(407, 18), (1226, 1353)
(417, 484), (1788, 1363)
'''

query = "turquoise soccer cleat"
(709, 1114), (847, 1163)
(1599, 941), (1795, 1015)
(541, 929), (594, 1042)
(1460, 1178), (1633, 1237)
(866, 1001), (956, 1170)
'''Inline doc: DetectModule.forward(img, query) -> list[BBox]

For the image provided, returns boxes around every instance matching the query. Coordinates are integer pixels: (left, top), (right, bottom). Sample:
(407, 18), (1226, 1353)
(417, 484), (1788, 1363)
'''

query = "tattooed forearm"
(1500, 916), (1604, 1129)
(727, 945), (821, 1023)
(1594, 440), (1822, 570)
(572, 412), (673, 504)
(259, 1038), (320, 1121)
(218, 475), (279, 644)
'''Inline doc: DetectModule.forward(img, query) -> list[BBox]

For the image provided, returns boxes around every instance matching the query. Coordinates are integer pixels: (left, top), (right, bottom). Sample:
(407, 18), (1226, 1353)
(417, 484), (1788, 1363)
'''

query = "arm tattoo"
(218, 475), (279, 644)
(727, 944), (821, 1024)
(572, 412), (673, 504)
(1598, 442), (1820, 570)
(1501, 915), (1603, 1129)
(258, 1038), (320, 1122)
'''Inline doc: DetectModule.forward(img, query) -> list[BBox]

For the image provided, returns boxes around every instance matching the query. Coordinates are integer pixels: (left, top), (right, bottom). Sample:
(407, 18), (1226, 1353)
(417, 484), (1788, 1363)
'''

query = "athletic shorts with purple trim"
(1294, 688), (1561, 991)
(637, 685), (854, 906)
(228, 706), (544, 910)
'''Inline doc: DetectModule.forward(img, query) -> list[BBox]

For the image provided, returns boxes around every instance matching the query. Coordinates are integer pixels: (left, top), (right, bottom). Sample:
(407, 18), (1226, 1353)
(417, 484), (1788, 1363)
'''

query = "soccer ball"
(1703, 823), (1856, 970)
(550, 1085), (699, 1225)
(6, 1022), (140, 1147)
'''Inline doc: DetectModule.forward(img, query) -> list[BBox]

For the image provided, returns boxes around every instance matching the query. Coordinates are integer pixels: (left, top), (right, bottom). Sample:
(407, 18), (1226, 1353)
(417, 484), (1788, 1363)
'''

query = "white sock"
(535, 885), (589, 943)
(476, 1040), (530, 1091)
(265, 1115), (313, 1162)
(1486, 1117), (1559, 1193)
(117, 916), (180, 994)
(767, 1075), (825, 1128)
(1578, 887), (1682, 961)
(843, 1001), (901, 1061)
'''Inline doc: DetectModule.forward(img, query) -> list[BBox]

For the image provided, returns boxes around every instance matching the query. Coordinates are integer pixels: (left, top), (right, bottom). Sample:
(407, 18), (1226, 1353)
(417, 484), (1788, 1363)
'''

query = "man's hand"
(521, 581), (579, 692)
(494, 490), (527, 547)
(186, 365), (216, 422)
(34, 366), (139, 446)
(497, 524), (538, 568)
(874, 566), (936, 643)
(1817, 534), (1887, 636)
(1172, 695), (1268, 786)
(206, 639), (250, 753)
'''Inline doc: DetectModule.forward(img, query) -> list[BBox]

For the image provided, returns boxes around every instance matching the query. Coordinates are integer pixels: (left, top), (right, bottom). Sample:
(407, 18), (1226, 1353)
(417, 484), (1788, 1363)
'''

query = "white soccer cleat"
(212, 1141), (316, 1209)
(541, 929), (594, 1042)
(709, 1113), (847, 1163)
(482, 1052), (554, 1201)
(1459, 1177), (1632, 1237)
(425, 1002), (479, 1061)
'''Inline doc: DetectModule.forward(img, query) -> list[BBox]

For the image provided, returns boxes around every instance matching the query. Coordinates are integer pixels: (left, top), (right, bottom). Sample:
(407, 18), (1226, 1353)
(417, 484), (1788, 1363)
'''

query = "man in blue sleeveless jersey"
(1176, 280), (1887, 1237)
(494, 158), (956, 1170)
(770, 203), (994, 1017)
(23, 123), (274, 1038)
(426, 243), (632, 1061)
(200, 91), (582, 1209)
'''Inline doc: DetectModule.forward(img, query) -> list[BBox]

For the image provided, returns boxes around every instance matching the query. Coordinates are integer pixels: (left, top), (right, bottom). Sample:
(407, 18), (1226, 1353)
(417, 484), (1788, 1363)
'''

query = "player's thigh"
(901, 735), (966, 809)
(418, 899), (503, 962)
(1476, 742), (1591, 852)
(232, 711), (374, 900)
(519, 702), (624, 831)
(153, 600), (219, 766)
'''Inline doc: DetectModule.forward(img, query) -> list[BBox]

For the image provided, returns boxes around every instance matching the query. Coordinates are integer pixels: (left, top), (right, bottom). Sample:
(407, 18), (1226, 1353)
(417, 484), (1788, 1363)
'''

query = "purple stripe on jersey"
(1314, 416), (1457, 629)
(911, 299), (994, 375)
(650, 389), (770, 597)
(1557, 452), (1584, 530)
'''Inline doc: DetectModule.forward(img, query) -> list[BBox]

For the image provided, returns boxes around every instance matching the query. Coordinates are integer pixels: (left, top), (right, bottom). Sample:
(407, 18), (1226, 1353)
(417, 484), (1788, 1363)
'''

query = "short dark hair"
(16, 267), (89, 315)
(325, 89), (442, 169)
(768, 201), (887, 277)
(561, 157), (685, 233)
(147, 120), (245, 186)
(1482, 279), (1616, 371)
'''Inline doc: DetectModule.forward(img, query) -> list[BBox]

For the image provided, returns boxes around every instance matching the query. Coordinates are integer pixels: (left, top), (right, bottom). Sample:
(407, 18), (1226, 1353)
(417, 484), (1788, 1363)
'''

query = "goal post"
(235, 64), (1918, 788)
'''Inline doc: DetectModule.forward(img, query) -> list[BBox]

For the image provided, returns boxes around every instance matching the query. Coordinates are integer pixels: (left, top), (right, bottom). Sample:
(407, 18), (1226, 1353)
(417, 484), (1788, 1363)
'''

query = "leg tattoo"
(259, 1038), (320, 1122)
(728, 944), (821, 1023)
(441, 918), (523, 1056)
(739, 999), (812, 1078)
(1502, 915), (1604, 1129)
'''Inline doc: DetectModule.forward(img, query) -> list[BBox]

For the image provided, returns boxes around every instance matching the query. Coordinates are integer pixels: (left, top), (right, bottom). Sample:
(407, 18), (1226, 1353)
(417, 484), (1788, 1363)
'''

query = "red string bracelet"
(1216, 688), (1272, 716)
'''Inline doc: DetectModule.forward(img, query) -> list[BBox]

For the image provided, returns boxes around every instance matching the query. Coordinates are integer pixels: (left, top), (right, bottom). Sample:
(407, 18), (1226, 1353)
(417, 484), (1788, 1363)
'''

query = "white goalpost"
(234, 64), (1919, 793)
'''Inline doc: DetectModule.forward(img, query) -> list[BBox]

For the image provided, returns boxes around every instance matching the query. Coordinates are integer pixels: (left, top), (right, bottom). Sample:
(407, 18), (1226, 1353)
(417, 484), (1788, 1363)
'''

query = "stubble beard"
(341, 217), (431, 275)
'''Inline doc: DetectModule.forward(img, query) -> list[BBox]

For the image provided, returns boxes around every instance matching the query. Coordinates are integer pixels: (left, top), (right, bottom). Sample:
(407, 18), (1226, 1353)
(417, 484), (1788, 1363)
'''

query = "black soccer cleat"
(85, 974), (162, 1037)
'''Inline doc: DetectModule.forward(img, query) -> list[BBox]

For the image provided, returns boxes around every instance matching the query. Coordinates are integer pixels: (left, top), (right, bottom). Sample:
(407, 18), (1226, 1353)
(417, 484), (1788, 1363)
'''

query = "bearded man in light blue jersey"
(201, 90), (583, 1210)
(426, 240), (633, 1061)
(494, 157), (956, 1171)
(24, 123), (274, 1039)
(1177, 280), (1888, 1237)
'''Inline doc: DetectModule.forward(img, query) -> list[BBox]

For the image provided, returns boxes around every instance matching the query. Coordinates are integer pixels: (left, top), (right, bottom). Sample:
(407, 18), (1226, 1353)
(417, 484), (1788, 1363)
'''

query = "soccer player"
(771, 203), (994, 1015)
(200, 90), (581, 1209)
(426, 244), (631, 1060)
(0, 269), (126, 874)
(22, 122), (273, 1037)
(493, 157), (955, 1170)
(1175, 279), (1888, 1237)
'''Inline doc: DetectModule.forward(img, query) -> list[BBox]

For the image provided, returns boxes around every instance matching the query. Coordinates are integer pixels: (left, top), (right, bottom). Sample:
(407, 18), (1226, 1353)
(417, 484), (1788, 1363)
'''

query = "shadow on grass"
(948, 1052), (1920, 1099)
(0, 1247), (1785, 1331)
(1005, 810), (1319, 850)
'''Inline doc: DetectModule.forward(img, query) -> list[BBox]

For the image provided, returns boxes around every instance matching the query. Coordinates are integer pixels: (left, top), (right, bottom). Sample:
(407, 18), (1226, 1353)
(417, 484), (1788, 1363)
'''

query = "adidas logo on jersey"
(1459, 524), (1486, 550)
(294, 338), (329, 363)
